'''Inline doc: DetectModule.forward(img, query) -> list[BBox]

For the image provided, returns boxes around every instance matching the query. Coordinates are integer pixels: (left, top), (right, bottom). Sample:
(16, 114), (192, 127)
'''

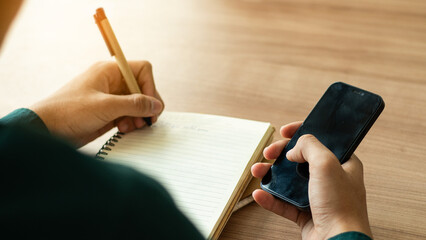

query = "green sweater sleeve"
(0, 112), (204, 239)
(0, 108), (48, 133)
(329, 231), (372, 240)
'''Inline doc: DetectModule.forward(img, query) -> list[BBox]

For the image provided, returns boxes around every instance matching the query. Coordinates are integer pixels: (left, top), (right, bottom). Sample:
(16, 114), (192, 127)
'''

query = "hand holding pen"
(94, 8), (161, 127)
(29, 8), (164, 147)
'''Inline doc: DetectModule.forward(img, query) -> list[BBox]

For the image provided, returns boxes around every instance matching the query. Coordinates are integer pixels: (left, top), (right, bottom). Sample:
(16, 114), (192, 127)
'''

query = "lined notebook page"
(103, 112), (270, 238)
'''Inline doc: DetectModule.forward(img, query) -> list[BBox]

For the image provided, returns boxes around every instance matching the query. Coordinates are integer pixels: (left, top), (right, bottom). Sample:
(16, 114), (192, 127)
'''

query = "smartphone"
(261, 82), (384, 210)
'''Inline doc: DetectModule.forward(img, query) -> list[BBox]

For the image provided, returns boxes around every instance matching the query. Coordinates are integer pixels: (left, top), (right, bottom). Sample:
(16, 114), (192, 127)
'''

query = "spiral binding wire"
(95, 132), (124, 160)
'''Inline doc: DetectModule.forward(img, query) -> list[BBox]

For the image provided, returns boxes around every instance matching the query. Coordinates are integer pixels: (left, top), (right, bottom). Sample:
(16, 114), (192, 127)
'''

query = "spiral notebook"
(96, 112), (274, 239)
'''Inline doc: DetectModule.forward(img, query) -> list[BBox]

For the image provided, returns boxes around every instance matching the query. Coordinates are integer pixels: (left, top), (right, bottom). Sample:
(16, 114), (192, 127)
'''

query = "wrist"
(30, 101), (65, 139)
(30, 103), (54, 132)
(326, 217), (373, 239)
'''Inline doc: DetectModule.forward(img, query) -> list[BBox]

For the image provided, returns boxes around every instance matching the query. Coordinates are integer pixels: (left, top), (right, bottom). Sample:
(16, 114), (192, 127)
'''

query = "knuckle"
(92, 61), (110, 69)
(309, 150), (338, 171)
(352, 155), (364, 175)
(161, 98), (165, 107)
(91, 61), (117, 77)
(358, 158), (364, 169)
(103, 61), (117, 71)
(92, 61), (104, 68)
(298, 134), (316, 145)
(302, 134), (315, 140)
(141, 60), (152, 70)
(132, 95), (151, 113)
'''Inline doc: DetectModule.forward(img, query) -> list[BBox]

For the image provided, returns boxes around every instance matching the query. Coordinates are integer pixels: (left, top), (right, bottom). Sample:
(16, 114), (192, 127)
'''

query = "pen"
(94, 7), (152, 126)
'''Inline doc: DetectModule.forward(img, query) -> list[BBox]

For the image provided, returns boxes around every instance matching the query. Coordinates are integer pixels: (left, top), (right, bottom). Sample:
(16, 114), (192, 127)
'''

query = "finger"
(92, 61), (129, 94)
(116, 117), (137, 133)
(286, 134), (341, 175)
(342, 154), (364, 179)
(128, 62), (164, 124)
(280, 121), (303, 138)
(253, 189), (302, 223)
(151, 115), (158, 124)
(151, 90), (165, 124)
(251, 163), (272, 178)
(133, 117), (145, 129)
(127, 62), (165, 125)
(263, 139), (290, 160)
(105, 93), (163, 120)
(128, 61), (156, 97)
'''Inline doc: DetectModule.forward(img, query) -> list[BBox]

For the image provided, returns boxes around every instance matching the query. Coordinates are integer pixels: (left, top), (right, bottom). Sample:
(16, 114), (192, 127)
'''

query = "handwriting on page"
(153, 121), (209, 133)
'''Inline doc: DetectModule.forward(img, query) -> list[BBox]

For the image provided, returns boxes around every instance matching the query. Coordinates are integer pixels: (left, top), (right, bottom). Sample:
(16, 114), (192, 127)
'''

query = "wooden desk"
(1, 0), (425, 239)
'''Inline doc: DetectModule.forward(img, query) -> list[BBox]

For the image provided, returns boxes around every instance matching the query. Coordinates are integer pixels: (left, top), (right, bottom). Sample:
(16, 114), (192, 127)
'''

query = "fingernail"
(151, 99), (162, 114)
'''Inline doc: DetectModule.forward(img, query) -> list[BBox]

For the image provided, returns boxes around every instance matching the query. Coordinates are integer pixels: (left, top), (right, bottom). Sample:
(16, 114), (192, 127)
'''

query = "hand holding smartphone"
(261, 82), (384, 210)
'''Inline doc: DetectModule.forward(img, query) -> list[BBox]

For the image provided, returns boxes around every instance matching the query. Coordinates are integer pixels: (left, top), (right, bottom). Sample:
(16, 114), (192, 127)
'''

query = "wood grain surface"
(1, 0), (425, 239)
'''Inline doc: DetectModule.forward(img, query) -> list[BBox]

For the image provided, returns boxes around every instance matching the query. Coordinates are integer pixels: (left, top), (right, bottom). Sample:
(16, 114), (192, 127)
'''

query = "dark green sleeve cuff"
(0, 108), (49, 133)
(328, 231), (372, 240)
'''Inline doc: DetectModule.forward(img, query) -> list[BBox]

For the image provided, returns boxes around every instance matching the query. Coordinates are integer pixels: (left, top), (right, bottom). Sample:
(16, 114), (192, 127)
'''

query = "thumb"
(105, 93), (163, 120)
(286, 134), (341, 173)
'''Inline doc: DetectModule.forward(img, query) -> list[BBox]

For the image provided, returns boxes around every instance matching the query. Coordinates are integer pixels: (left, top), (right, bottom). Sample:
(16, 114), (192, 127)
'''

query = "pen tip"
(144, 117), (152, 127)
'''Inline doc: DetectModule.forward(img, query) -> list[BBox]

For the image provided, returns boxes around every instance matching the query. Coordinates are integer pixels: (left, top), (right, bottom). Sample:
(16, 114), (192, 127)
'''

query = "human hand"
(30, 61), (164, 147)
(251, 122), (372, 239)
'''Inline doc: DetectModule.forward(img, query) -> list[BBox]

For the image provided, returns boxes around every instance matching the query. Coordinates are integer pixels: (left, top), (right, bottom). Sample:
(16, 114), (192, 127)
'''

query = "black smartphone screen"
(261, 82), (384, 209)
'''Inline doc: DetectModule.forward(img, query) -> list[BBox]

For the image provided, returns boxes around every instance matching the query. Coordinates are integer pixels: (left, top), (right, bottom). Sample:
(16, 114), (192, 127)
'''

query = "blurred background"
(1, 0), (425, 239)
(3, 0), (425, 118)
